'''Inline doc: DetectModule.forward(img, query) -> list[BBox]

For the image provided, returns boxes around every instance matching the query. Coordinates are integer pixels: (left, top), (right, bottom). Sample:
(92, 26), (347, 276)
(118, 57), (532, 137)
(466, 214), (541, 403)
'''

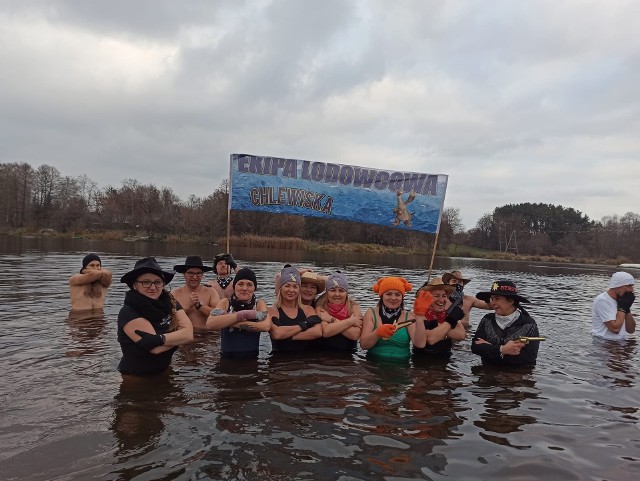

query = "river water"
(1, 236), (639, 481)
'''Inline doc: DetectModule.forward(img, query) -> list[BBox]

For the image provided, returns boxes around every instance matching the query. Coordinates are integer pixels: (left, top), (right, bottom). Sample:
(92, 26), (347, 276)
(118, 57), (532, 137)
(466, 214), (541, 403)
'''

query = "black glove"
(298, 320), (310, 331)
(305, 315), (322, 327)
(134, 330), (165, 352)
(224, 254), (237, 269)
(271, 317), (282, 326)
(617, 292), (635, 313)
(445, 305), (464, 329)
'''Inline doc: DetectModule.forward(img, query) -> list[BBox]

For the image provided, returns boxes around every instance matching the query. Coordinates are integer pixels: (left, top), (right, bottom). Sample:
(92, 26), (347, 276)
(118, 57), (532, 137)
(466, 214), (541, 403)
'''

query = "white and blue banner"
(229, 154), (448, 234)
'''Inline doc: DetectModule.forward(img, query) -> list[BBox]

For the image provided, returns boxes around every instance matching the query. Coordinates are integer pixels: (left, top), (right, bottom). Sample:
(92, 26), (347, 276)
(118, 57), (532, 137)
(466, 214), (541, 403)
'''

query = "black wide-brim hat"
(476, 280), (531, 304)
(173, 255), (213, 273)
(120, 257), (175, 288)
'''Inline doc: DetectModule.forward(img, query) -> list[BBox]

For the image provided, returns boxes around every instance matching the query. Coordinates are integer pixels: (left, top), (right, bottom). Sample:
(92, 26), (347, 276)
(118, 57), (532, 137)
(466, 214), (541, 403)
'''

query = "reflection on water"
(471, 365), (538, 448)
(0, 236), (639, 480)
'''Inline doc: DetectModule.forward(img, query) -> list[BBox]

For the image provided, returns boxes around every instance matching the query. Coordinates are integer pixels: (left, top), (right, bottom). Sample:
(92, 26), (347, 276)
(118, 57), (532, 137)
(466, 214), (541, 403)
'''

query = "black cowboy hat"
(120, 257), (175, 288)
(173, 255), (213, 274)
(476, 280), (530, 304)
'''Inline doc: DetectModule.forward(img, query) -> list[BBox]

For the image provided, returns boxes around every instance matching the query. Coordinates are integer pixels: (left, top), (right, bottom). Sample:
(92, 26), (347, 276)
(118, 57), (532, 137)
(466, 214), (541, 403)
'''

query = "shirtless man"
(172, 256), (221, 329)
(209, 253), (238, 300)
(69, 253), (112, 311)
(442, 270), (491, 329)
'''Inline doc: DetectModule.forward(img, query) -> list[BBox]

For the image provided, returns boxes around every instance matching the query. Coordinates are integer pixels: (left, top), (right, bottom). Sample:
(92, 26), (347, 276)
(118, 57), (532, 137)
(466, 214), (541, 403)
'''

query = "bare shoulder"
(362, 306), (375, 320)
(256, 299), (268, 310)
(68, 274), (82, 285)
(302, 305), (317, 316)
(215, 297), (230, 310)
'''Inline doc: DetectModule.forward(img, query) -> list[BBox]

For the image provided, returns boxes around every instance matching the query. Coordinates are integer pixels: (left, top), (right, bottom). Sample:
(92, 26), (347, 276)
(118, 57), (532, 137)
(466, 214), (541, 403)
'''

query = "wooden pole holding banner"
(225, 206), (231, 253)
(226, 159), (232, 253)
(423, 187), (448, 286)
(425, 229), (440, 285)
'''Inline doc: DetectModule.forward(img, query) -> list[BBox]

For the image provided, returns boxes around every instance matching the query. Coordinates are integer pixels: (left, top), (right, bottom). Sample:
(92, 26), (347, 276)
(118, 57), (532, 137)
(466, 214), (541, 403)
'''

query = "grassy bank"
(3, 229), (628, 266)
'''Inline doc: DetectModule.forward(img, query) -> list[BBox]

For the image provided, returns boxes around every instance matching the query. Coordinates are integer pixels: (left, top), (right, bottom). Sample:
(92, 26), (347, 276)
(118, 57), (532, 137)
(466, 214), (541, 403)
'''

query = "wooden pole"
(425, 176), (448, 285)
(426, 230), (440, 284)
(226, 206), (231, 253)
(226, 158), (232, 253)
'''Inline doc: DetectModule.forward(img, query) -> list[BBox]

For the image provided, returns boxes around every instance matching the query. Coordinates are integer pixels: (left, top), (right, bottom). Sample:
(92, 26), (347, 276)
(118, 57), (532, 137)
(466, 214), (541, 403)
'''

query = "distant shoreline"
(1, 228), (630, 267)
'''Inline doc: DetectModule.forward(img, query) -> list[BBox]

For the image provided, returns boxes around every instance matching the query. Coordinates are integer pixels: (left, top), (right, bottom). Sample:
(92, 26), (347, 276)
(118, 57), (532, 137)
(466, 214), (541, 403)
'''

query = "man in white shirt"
(591, 272), (636, 340)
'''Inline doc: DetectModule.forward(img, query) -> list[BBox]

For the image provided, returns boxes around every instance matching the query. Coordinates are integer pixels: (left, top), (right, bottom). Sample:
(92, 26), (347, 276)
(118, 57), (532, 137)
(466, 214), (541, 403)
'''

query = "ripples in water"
(0, 238), (639, 480)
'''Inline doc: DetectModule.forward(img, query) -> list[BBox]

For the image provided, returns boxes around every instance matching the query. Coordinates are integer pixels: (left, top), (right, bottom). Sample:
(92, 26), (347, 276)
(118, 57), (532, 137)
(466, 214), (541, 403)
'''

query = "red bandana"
(426, 307), (446, 324)
(327, 302), (349, 320)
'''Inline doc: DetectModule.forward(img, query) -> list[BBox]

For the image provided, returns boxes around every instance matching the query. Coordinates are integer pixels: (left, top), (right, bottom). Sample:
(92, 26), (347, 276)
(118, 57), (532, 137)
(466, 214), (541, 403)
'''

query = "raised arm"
(69, 270), (102, 286)
(98, 268), (113, 287)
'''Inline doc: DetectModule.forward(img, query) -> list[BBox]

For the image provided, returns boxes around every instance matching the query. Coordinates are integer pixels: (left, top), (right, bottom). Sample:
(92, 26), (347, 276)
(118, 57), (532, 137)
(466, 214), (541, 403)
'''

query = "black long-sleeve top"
(471, 309), (540, 366)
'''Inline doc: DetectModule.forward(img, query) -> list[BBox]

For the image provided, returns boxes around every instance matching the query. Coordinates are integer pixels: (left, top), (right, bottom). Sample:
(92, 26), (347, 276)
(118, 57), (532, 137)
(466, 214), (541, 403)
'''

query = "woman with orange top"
(359, 277), (425, 360)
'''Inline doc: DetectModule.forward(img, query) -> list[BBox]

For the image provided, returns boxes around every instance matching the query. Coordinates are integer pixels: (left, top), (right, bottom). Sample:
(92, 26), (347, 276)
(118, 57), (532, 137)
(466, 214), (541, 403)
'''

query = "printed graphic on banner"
(229, 154), (448, 234)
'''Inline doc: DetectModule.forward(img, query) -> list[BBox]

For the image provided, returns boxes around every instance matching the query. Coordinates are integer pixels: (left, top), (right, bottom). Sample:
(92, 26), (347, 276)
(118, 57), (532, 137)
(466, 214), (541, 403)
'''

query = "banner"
(229, 154), (448, 234)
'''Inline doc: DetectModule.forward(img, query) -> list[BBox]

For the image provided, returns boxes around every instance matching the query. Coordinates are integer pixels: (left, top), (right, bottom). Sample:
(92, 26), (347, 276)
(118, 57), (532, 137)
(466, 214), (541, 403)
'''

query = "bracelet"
(499, 345), (504, 358)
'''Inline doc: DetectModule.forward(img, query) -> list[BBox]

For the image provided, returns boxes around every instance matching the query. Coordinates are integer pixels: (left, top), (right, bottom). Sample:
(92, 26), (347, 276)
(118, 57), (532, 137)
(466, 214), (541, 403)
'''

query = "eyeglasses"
(135, 280), (165, 289)
(185, 271), (204, 278)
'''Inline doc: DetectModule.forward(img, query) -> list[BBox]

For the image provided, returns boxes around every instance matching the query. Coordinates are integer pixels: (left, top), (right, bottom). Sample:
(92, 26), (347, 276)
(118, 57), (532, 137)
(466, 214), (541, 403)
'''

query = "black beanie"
(81, 253), (101, 272)
(233, 267), (257, 289)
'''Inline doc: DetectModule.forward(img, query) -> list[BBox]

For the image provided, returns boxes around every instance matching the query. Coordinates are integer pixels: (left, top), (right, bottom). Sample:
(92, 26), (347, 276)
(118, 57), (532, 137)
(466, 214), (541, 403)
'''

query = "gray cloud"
(1, 0), (639, 228)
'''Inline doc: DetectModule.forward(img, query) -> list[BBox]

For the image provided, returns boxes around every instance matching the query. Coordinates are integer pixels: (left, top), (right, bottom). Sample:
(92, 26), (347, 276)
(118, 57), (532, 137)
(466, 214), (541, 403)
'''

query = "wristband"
(195, 301), (202, 310)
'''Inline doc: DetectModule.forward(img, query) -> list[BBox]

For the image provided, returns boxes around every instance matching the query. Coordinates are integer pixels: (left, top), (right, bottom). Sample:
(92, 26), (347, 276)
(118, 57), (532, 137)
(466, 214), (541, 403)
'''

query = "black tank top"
(270, 306), (314, 353)
(412, 318), (453, 357)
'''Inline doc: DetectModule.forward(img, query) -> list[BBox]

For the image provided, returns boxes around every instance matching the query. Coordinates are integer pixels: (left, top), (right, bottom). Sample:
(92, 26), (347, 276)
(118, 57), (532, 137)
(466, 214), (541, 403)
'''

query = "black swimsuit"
(270, 307), (314, 353)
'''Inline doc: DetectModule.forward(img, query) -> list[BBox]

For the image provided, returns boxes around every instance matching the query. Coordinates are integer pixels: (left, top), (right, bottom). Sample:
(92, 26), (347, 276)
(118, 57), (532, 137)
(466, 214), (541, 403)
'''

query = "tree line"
(1, 162), (638, 262)
(462, 203), (640, 262)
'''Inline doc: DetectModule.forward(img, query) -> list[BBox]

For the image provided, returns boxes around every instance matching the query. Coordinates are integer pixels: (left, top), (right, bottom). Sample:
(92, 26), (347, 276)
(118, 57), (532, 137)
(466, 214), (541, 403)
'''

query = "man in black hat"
(442, 270), (491, 329)
(69, 253), (112, 311)
(172, 256), (221, 329)
(209, 253), (239, 300)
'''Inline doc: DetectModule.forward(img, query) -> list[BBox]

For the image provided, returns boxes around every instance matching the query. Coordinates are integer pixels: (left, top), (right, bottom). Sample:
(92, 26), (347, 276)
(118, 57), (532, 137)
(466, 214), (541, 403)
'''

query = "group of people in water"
(69, 252), (636, 377)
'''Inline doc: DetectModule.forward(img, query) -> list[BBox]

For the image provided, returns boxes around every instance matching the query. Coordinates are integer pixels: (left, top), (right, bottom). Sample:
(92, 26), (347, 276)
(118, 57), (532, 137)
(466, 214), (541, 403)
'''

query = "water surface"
(1, 237), (639, 480)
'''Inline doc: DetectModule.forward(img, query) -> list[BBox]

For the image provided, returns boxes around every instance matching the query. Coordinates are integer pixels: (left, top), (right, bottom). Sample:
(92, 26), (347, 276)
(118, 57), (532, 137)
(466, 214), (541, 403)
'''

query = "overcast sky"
(1, 0), (639, 228)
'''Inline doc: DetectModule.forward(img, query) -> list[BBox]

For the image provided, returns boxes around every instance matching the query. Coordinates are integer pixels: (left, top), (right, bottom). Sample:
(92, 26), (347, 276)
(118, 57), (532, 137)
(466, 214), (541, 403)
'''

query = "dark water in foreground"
(1, 237), (639, 480)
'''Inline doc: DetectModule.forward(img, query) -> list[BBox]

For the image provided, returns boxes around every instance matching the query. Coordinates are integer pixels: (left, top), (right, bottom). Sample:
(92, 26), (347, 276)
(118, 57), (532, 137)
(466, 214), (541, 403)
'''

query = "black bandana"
(379, 302), (403, 325)
(229, 293), (257, 313)
(217, 276), (233, 289)
(124, 289), (173, 326)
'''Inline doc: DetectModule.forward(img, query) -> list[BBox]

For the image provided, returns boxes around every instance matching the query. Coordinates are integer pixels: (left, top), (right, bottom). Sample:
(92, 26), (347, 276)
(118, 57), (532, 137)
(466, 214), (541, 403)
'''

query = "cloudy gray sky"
(2, 0), (639, 228)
